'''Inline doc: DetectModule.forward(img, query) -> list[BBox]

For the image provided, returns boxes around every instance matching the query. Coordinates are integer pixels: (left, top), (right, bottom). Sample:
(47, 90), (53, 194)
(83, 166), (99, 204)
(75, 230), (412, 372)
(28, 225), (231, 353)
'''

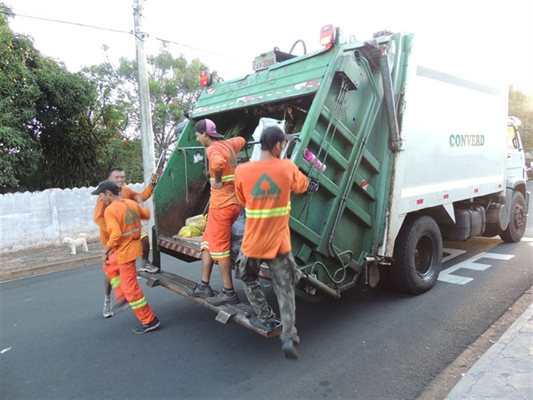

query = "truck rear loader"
(139, 25), (529, 337)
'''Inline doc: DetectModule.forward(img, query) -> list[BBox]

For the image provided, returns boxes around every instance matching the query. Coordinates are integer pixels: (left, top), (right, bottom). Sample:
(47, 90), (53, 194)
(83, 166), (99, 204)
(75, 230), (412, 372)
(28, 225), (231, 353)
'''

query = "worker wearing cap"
(187, 118), (246, 306)
(94, 167), (159, 319)
(234, 125), (315, 360)
(92, 180), (160, 334)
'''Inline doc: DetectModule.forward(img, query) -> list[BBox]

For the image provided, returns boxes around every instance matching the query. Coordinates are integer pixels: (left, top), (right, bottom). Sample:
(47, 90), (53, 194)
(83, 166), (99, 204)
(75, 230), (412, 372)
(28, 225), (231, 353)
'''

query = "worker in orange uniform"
(187, 118), (246, 306)
(92, 179), (160, 334)
(234, 126), (318, 360)
(94, 167), (159, 318)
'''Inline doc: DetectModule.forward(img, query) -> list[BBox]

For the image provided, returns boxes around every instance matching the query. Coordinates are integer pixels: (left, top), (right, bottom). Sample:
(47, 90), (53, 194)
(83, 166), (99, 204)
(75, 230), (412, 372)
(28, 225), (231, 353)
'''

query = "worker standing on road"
(94, 167), (159, 318)
(234, 126), (317, 360)
(92, 180), (160, 334)
(187, 119), (246, 306)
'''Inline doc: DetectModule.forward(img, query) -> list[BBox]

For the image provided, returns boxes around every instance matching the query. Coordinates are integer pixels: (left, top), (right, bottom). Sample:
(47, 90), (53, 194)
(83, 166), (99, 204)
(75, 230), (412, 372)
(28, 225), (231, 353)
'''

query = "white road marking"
(442, 248), (467, 263)
(438, 252), (515, 285)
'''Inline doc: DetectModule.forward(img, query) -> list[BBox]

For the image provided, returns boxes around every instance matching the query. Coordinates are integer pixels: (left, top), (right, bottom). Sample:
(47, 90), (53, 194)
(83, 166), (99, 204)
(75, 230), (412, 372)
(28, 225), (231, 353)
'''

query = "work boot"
(281, 339), (298, 360)
(205, 290), (239, 306)
(249, 315), (281, 332)
(187, 283), (214, 298)
(103, 297), (113, 318)
(133, 317), (160, 334)
(139, 261), (159, 274)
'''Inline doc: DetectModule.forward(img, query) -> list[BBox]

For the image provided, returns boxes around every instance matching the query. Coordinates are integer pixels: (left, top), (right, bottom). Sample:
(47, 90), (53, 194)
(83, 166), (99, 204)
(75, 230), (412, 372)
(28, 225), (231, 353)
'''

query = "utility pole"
(132, 0), (155, 238)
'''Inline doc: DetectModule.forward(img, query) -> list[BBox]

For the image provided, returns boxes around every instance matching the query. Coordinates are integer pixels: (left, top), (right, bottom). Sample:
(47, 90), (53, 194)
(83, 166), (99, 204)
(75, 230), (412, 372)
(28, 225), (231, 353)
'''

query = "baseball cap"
(260, 126), (297, 150)
(195, 118), (224, 138)
(91, 180), (119, 195)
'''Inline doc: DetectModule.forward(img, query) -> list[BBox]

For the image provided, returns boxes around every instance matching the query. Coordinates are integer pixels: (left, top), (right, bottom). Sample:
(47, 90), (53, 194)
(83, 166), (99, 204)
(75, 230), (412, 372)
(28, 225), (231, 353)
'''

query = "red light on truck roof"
(199, 71), (212, 87)
(320, 24), (335, 48)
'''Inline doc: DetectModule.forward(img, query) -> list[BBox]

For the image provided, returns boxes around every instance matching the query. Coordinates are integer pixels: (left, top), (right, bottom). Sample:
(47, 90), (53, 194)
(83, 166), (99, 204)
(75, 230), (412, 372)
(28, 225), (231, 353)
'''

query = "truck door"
(507, 117), (527, 180)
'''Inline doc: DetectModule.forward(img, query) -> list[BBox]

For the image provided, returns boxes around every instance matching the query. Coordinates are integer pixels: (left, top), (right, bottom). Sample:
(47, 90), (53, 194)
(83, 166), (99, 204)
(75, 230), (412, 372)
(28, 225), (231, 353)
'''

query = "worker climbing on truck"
(187, 119), (246, 306)
(234, 126), (317, 360)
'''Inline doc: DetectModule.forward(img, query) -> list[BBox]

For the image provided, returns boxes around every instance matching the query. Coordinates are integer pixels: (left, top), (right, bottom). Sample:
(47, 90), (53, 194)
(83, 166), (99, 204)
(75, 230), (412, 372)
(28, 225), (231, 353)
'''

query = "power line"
(0, 9), (132, 36)
(1, 8), (249, 64)
(152, 37), (247, 62)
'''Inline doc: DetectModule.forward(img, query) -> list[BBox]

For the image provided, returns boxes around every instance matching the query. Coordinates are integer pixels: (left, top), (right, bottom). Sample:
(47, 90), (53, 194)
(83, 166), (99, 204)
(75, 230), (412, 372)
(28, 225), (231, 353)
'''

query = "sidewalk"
(446, 302), (533, 399)
(1, 244), (532, 399)
(0, 241), (102, 282)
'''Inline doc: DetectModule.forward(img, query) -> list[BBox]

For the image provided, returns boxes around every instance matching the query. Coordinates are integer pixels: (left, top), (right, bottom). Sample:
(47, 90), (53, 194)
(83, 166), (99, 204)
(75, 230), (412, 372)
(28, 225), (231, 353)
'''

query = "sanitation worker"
(234, 125), (318, 360)
(187, 118), (246, 306)
(94, 167), (159, 318)
(92, 180), (160, 334)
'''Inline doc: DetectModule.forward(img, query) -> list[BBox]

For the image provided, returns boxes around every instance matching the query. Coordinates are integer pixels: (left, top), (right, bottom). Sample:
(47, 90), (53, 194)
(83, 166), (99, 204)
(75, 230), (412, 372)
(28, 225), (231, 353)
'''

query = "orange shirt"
(94, 184), (153, 245)
(235, 158), (308, 259)
(104, 198), (150, 264)
(206, 137), (246, 209)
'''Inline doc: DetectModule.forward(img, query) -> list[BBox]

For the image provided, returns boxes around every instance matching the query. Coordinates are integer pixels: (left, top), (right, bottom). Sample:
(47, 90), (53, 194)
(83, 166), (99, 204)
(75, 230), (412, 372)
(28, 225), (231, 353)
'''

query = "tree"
(79, 45), (210, 183)
(81, 59), (143, 182)
(509, 86), (533, 151)
(2, 8), (215, 190)
(0, 4), (41, 188)
(1, 4), (106, 191)
(29, 57), (100, 189)
(115, 44), (212, 159)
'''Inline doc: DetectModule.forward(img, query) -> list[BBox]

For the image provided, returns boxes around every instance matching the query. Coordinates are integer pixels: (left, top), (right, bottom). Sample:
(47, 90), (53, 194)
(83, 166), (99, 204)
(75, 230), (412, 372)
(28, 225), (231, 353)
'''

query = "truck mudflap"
(137, 270), (281, 338)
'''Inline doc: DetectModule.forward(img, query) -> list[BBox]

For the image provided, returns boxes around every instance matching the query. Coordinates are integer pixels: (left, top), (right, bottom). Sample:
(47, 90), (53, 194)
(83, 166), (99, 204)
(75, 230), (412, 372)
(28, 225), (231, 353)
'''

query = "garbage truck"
(139, 25), (529, 337)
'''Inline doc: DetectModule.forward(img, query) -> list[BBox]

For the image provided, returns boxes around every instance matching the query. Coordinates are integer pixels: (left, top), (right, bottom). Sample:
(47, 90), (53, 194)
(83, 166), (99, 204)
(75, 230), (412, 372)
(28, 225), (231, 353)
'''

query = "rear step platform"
(138, 270), (281, 338)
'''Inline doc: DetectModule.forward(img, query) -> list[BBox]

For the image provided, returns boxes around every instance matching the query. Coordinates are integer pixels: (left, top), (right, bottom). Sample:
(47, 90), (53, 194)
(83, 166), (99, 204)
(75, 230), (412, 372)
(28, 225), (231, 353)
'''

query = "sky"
(4, 0), (533, 94)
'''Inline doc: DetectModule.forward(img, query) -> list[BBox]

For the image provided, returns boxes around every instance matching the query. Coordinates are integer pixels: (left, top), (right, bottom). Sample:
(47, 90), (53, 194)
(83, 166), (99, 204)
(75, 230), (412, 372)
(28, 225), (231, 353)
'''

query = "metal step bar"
(137, 270), (281, 338)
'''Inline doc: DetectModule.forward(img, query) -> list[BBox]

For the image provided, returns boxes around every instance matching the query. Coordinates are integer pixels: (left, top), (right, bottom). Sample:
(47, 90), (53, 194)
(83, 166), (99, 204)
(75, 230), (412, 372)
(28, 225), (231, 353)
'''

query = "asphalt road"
(1, 185), (532, 399)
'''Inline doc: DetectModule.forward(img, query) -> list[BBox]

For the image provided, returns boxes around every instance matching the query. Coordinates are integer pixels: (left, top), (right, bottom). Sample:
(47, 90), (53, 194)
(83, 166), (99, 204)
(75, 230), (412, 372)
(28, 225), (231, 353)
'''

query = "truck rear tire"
(499, 191), (527, 243)
(392, 215), (443, 295)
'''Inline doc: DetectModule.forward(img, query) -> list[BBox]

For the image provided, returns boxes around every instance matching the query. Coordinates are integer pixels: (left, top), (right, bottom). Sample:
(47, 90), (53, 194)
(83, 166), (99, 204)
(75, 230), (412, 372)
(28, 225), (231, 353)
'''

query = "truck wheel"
(499, 191), (527, 243)
(392, 215), (442, 295)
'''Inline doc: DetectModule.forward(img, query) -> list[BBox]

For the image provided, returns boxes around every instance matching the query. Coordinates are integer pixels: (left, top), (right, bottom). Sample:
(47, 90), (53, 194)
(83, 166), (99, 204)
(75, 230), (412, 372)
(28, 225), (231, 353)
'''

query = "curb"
(0, 255), (102, 282)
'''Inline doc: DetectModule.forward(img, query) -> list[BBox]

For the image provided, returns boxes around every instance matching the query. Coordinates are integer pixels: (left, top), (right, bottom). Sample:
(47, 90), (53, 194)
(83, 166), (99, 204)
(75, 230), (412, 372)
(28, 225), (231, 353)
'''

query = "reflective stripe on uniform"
(129, 296), (148, 310)
(245, 202), (291, 219)
(210, 174), (235, 183)
(121, 227), (141, 237)
(211, 249), (230, 260)
(110, 276), (121, 289)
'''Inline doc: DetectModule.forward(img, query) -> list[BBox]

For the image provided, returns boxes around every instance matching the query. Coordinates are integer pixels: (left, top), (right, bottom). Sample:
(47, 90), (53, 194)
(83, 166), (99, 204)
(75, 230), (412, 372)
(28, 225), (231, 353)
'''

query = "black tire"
(500, 191), (527, 243)
(392, 215), (443, 295)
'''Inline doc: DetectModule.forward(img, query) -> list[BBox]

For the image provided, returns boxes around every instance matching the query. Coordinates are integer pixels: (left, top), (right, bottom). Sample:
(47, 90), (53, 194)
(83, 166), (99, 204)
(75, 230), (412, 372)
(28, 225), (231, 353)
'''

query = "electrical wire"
(0, 9), (132, 35)
(0, 8), (248, 64)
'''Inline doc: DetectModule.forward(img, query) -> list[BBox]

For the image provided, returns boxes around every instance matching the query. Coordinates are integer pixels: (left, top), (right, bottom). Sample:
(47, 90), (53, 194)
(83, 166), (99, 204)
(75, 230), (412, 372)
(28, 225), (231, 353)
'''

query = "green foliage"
(115, 44), (212, 158)
(1, 4), (105, 190)
(509, 86), (533, 152)
(31, 57), (100, 188)
(0, 3), (41, 187)
(80, 60), (134, 180)
(79, 45), (210, 182)
(1, 5), (213, 191)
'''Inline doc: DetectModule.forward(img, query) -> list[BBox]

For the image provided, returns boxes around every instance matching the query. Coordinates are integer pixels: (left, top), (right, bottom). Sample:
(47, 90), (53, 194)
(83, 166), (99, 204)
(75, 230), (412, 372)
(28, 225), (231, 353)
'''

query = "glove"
(307, 178), (319, 194)
(149, 173), (158, 188)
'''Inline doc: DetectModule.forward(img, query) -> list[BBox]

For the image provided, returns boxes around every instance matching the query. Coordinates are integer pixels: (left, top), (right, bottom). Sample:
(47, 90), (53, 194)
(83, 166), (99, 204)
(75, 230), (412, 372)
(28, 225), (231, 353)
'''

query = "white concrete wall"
(1, 183), (144, 254)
